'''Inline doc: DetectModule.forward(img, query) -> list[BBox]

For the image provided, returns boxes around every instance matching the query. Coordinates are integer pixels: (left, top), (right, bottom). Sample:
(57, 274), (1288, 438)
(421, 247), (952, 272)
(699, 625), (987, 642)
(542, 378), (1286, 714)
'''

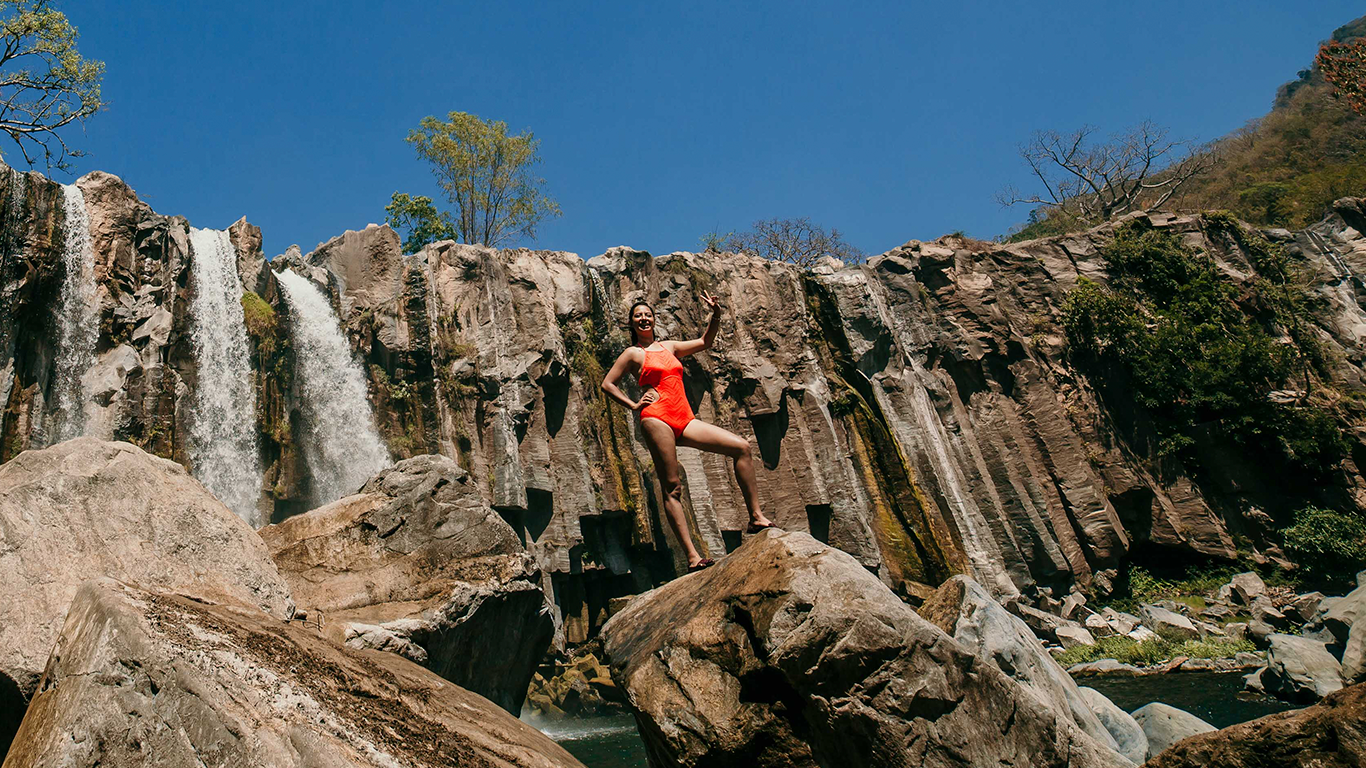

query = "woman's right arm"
(601, 348), (646, 411)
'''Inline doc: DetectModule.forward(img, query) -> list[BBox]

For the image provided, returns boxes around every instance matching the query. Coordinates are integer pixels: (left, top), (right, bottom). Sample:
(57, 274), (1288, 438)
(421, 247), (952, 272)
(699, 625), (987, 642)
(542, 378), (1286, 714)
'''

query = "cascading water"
(47, 183), (99, 443)
(188, 227), (263, 525)
(276, 269), (390, 505)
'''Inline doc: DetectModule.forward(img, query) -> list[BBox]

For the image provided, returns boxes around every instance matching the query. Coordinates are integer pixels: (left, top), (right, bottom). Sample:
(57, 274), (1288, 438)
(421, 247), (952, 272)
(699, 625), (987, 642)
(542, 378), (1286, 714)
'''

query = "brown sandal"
(746, 522), (779, 534)
(688, 558), (715, 573)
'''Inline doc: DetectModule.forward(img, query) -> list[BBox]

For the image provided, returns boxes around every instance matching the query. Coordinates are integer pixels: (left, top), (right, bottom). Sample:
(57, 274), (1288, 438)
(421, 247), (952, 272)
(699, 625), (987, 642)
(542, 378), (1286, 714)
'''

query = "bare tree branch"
(998, 120), (1217, 228)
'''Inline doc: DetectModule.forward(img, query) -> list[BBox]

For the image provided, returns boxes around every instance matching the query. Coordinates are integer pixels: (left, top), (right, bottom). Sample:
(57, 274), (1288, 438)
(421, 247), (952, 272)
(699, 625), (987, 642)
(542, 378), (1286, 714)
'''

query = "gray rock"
(1225, 622), (1249, 641)
(1233, 651), (1265, 667)
(1062, 591), (1090, 621)
(3, 579), (583, 768)
(1243, 666), (1267, 693)
(1285, 592), (1326, 624)
(1140, 604), (1199, 641)
(1068, 660), (1146, 676)
(0, 439), (294, 734)
(1079, 687), (1148, 765)
(1128, 625), (1161, 642)
(1264, 633), (1345, 702)
(1192, 619), (1227, 639)
(1058, 625), (1099, 649)
(1102, 608), (1141, 635)
(1323, 583), (1366, 645)
(1086, 612), (1118, 637)
(600, 531), (1131, 768)
(1247, 620), (1275, 649)
(924, 576), (1118, 752)
(1340, 617), (1365, 685)
(1251, 596), (1290, 630)
(260, 454), (554, 714)
(1229, 572), (1267, 606)
(1199, 604), (1234, 622)
(1131, 703), (1216, 761)
(1009, 599), (1076, 643)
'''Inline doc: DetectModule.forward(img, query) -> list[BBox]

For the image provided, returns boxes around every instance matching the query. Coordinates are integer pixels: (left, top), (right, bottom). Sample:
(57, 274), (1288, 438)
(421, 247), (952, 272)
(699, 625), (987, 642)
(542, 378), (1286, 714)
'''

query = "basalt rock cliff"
(6, 160), (1366, 642)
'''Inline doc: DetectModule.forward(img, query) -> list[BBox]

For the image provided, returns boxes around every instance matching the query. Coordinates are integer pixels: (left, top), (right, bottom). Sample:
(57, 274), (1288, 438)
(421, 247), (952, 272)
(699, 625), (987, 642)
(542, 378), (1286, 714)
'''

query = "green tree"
(0, 0), (103, 171)
(400, 111), (560, 247)
(385, 193), (456, 253)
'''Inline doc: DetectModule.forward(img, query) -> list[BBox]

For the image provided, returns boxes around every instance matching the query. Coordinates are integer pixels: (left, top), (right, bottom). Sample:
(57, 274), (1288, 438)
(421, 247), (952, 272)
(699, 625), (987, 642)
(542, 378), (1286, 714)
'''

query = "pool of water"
(541, 671), (1298, 767)
(1086, 670), (1296, 729)
(525, 714), (647, 768)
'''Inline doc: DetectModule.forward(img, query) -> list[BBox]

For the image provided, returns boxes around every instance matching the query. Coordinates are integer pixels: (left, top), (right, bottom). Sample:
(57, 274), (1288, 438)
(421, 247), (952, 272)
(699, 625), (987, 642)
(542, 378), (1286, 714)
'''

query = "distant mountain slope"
(1171, 14), (1366, 228)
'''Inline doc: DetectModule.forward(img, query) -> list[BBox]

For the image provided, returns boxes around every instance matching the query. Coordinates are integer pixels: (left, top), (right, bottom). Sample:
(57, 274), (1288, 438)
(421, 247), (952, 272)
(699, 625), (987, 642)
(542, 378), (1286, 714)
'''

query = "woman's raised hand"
(635, 387), (660, 411)
(701, 290), (720, 314)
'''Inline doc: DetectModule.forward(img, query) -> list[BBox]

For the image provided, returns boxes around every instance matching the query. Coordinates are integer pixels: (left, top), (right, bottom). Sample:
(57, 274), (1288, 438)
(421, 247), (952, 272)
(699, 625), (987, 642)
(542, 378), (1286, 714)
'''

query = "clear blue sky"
(55, 1), (1363, 258)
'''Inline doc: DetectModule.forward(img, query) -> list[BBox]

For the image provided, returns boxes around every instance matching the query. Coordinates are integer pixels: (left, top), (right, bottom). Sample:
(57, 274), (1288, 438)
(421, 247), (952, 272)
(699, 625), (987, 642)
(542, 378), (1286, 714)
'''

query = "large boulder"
(1322, 582), (1366, 645)
(1145, 681), (1366, 767)
(260, 454), (553, 713)
(1078, 687), (1147, 765)
(1228, 572), (1266, 606)
(920, 576), (1119, 753)
(1131, 703), (1216, 761)
(1344, 620), (1366, 686)
(1265, 633), (1345, 702)
(4, 579), (583, 768)
(0, 439), (294, 739)
(600, 530), (1130, 768)
(1139, 604), (1199, 641)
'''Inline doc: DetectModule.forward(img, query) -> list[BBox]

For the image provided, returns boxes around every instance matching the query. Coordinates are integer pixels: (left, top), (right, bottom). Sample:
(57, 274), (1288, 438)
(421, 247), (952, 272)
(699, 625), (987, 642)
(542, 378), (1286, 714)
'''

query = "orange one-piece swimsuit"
(638, 345), (695, 438)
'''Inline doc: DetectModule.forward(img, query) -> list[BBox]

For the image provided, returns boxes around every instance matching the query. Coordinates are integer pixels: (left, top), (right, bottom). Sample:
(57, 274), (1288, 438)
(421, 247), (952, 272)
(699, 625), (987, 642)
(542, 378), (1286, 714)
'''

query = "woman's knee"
(726, 435), (750, 459)
(659, 475), (684, 499)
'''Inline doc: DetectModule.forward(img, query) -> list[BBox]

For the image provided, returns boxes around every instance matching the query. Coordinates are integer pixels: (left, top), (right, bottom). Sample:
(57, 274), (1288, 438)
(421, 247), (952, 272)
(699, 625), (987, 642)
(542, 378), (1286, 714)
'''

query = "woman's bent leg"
(679, 420), (773, 527)
(640, 417), (706, 567)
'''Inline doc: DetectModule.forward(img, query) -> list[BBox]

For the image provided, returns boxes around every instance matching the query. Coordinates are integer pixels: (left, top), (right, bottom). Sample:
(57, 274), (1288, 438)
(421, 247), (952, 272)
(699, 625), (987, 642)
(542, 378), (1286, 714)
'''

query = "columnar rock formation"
(3, 160), (1366, 640)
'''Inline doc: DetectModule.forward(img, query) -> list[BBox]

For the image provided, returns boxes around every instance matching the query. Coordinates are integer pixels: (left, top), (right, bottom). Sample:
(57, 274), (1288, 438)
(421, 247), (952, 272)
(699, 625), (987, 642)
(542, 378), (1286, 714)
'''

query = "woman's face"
(632, 305), (655, 337)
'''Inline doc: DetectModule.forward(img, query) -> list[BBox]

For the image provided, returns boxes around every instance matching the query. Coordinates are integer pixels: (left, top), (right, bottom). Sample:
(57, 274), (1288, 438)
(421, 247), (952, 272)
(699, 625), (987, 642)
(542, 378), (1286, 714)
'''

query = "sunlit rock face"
(5, 157), (1366, 637)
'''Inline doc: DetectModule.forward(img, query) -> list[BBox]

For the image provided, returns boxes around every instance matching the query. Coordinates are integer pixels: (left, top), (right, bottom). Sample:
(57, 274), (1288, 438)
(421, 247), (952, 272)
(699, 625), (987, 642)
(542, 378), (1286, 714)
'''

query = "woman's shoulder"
(617, 345), (646, 363)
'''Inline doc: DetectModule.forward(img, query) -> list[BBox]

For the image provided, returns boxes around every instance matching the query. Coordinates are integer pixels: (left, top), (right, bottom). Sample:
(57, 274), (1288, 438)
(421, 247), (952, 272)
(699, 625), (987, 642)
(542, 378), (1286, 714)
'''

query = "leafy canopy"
(396, 111), (560, 249)
(385, 193), (456, 254)
(1060, 221), (1347, 475)
(0, 0), (103, 171)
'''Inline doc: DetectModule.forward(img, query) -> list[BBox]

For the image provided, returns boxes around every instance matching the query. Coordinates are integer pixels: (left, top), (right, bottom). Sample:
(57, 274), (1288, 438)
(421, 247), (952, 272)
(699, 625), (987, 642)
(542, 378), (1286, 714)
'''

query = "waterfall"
(48, 183), (99, 443)
(276, 269), (390, 505)
(188, 227), (262, 525)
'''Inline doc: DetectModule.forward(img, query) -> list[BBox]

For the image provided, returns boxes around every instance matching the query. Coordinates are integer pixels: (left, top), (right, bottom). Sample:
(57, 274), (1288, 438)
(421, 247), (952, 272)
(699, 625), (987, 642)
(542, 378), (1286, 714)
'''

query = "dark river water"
(531, 671), (1297, 767)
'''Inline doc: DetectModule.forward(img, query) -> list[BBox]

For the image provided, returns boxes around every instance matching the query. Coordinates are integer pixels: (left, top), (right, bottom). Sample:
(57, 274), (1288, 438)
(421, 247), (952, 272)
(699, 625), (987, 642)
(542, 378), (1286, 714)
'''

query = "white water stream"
(48, 183), (99, 443)
(188, 227), (262, 525)
(276, 269), (390, 505)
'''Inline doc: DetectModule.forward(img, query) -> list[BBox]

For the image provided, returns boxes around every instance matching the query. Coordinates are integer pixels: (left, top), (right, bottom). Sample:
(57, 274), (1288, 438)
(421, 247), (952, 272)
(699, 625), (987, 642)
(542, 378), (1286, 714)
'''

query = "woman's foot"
(688, 558), (715, 573)
(745, 514), (777, 534)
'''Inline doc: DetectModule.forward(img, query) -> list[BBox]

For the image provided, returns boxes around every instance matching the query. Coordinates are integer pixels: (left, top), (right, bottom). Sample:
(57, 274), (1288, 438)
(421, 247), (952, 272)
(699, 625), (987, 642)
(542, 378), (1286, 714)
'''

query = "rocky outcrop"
(7, 158), (1366, 634)
(0, 438), (293, 746)
(1263, 634), (1345, 702)
(1145, 681), (1366, 768)
(1078, 687), (1147, 765)
(1131, 703), (1216, 761)
(599, 529), (1129, 768)
(260, 454), (553, 713)
(4, 578), (584, 768)
(919, 575), (1120, 752)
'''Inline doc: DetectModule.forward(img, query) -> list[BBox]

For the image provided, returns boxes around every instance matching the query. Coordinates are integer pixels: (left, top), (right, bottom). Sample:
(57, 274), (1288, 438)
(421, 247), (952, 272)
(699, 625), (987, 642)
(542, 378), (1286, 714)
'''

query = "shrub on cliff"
(1060, 222), (1348, 476)
(1281, 505), (1366, 588)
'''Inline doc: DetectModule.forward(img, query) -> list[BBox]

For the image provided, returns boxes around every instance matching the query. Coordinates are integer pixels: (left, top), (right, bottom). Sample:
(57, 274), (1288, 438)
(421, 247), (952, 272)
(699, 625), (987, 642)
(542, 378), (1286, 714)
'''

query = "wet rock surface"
(599, 529), (1129, 768)
(260, 454), (553, 713)
(3, 579), (584, 768)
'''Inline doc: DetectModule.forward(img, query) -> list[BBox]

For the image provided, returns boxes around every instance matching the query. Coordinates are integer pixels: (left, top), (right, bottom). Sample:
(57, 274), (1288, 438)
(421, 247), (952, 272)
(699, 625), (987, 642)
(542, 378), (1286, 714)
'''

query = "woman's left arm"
(670, 291), (722, 359)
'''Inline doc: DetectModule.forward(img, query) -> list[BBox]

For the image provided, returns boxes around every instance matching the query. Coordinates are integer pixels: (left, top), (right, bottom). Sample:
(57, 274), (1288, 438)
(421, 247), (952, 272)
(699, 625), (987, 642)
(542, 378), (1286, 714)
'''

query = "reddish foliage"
(1317, 40), (1366, 116)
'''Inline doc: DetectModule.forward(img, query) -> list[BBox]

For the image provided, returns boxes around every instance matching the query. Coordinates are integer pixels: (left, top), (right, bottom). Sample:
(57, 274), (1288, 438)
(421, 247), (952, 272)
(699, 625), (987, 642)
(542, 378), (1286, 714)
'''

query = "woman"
(601, 294), (776, 572)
